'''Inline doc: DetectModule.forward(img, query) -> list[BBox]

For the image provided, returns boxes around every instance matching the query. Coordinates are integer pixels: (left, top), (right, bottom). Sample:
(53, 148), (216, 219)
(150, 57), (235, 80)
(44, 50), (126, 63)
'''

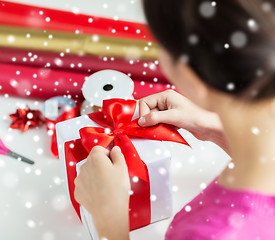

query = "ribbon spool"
(81, 70), (134, 115)
(42, 96), (77, 121)
(42, 96), (80, 158)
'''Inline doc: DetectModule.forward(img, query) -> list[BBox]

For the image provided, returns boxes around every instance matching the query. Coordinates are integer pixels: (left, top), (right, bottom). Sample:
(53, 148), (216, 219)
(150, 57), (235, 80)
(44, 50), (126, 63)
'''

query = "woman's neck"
(217, 98), (275, 194)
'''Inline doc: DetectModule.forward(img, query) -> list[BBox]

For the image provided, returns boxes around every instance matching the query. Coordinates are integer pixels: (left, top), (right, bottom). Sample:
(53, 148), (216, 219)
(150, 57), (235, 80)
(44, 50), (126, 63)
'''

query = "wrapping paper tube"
(0, 25), (159, 60)
(0, 0), (155, 41)
(0, 47), (167, 83)
(0, 63), (174, 100)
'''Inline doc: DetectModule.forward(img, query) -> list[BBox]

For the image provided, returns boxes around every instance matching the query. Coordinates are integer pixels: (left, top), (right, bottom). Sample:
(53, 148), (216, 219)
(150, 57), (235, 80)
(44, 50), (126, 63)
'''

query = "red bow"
(9, 106), (44, 133)
(79, 98), (189, 229)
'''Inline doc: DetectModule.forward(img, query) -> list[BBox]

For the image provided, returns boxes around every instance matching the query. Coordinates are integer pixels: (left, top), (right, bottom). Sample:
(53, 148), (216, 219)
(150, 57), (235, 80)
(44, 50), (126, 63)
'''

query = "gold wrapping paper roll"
(0, 25), (159, 60)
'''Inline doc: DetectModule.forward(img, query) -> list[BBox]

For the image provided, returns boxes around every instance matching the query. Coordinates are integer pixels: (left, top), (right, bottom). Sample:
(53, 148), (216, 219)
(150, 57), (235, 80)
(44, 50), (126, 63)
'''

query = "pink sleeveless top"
(165, 180), (275, 240)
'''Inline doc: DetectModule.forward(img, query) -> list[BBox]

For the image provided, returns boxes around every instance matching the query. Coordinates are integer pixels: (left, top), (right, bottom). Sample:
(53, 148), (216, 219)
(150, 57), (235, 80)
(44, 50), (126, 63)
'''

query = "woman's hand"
(74, 146), (130, 240)
(138, 90), (229, 153)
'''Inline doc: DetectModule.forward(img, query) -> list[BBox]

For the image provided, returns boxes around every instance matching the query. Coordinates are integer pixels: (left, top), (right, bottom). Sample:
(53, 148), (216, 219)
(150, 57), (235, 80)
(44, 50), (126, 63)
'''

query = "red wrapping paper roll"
(0, 0), (155, 42)
(0, 63), (174, 100)
(0, 47), (167, 83)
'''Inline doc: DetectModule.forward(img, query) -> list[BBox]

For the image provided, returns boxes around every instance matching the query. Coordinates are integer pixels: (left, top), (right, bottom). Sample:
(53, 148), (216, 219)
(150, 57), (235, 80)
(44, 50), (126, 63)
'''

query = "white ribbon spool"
(81, 70), (134, 115)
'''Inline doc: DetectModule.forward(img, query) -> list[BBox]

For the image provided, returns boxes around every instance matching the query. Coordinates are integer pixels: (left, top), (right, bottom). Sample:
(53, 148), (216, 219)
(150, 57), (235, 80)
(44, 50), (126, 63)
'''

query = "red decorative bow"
(9, 106), (44, 133)
(79, 98), (189, 229)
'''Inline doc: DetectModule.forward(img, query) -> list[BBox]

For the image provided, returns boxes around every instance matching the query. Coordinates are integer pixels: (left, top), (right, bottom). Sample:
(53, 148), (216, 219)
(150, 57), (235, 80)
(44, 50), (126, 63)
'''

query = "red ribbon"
(46, 103), (80, 158)
(79, 99), (189, 229)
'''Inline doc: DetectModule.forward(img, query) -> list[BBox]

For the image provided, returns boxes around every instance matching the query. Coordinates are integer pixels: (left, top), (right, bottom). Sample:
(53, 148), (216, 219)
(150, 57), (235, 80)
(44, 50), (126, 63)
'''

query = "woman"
(74, 0), (275, 239)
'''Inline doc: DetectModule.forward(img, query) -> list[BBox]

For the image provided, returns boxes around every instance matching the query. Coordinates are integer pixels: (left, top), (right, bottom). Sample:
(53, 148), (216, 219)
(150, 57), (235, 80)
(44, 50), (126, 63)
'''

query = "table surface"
(0, 1), (230, 239)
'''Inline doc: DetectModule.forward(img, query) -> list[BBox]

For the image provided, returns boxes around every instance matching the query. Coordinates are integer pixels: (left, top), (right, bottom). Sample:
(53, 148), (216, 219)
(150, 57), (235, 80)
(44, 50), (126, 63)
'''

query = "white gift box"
(56, 104), (173, 240)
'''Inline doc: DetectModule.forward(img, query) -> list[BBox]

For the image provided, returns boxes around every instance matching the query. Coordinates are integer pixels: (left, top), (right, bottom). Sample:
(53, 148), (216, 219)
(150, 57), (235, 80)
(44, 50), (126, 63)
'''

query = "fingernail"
(113, 146), (121, 152)
(138, 117), (146, 125)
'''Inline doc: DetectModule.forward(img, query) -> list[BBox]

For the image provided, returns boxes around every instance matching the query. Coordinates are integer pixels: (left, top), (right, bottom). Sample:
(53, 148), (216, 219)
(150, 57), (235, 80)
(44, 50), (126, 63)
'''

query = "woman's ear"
(159, 48), (215, 111)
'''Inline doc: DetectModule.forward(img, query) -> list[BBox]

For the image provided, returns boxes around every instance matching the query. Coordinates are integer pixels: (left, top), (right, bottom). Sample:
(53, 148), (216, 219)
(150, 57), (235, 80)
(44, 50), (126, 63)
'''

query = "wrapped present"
(56, 99), (189, 239)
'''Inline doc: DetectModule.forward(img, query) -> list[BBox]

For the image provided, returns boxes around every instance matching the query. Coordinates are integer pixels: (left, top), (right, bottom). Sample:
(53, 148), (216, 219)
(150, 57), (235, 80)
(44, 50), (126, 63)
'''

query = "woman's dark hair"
(143, 0), (275, 100)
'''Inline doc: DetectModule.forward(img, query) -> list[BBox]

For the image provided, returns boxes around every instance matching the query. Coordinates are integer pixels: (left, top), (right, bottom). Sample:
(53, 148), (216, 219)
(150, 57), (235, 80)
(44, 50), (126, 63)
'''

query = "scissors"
(0, 138), (34, 165)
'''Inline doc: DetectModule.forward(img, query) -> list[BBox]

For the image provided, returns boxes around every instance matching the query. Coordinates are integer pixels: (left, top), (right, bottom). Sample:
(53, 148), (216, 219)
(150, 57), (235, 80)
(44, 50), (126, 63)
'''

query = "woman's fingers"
(139, 100), (152, 117)
(90, 145), (110, 156)
(87, 145), (126, 168)
(139, 90), (173, 117)
(110, 146), (126, 165)
(87, 145), (112, 167)
(138, 109), (179, 127)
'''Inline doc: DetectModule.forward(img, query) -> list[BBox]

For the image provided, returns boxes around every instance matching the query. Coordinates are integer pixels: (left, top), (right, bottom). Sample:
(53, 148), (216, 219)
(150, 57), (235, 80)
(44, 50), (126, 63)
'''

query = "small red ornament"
(9, 106), (45, 133)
